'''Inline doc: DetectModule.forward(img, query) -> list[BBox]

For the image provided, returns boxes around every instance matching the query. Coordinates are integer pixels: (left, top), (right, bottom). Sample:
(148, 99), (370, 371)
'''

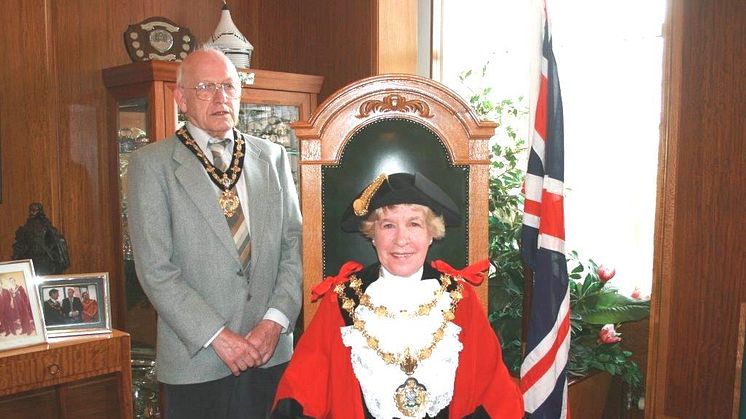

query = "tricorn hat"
(340, 172), (462, 232)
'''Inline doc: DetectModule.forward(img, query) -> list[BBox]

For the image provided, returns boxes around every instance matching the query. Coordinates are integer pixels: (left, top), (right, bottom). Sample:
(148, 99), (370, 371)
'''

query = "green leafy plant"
(458, 64), (527, 374)
(459, 64), (650, 399)
(566, 251), (649, 396)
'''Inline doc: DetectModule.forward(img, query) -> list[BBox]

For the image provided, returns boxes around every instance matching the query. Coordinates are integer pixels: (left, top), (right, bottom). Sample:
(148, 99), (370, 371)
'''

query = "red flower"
(630, 287), (641, 299)
(597, 265), (616, 283)
(598, 324), (622, 344)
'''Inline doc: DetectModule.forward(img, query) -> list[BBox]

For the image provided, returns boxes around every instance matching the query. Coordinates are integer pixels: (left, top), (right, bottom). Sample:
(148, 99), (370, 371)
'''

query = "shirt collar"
(379, 265), (424, 283)
(185, 122), (233, 153)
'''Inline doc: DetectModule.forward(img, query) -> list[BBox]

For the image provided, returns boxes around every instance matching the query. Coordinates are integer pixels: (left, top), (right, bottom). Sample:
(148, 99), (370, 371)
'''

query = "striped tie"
(208, 139), (251, 272)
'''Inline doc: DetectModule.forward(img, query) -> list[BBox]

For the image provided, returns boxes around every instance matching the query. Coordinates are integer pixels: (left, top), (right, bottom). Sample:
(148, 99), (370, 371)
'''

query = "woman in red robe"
(81, 291), (99, 322)
(9, 278), (35, 335)
(272, 173), (523, 418)
(0, 279), (17, 336)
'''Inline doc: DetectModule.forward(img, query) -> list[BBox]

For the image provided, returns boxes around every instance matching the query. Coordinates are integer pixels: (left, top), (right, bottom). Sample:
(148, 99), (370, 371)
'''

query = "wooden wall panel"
(253, 0), (375, 101)
(647, 0), (746, 417)
(0, 0), (58, 260)
(49, 0), (111, 280)
(245, 0), (414, 101)
(250, 1), (302, 71)
(310, 0), (376, 100)
(375, 0), (418, 74)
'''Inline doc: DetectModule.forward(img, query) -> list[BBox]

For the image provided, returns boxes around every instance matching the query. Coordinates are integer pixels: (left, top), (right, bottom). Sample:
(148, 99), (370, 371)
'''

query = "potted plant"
(566, 252), (649, 395)
(458, 66), (651, 409)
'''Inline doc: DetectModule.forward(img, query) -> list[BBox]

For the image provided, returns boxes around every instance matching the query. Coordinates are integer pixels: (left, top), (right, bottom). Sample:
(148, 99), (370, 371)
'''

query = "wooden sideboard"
(0, 330), (133, 418)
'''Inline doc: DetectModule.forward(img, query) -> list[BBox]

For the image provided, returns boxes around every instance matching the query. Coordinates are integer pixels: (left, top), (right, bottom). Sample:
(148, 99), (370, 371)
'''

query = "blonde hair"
(359, 204), (446, 240)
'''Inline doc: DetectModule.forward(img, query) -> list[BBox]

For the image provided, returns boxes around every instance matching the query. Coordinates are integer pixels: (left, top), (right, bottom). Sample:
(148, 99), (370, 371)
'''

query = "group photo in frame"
(0, 259), (46, 351)
(37, 272), (112, 338)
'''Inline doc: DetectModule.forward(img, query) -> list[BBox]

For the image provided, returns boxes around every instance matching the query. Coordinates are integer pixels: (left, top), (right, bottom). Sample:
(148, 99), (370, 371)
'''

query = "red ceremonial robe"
(13, 285), (35, 334)
(272, 262), (523, 418)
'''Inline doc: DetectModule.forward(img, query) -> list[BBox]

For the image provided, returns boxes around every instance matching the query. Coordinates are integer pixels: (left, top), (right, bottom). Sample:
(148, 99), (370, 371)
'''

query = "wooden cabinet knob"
(47, 363), (62, 376)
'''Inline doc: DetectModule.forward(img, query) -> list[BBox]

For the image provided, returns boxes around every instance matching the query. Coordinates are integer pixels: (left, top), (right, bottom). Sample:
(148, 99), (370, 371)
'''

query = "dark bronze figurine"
(12, 203), (70, 274)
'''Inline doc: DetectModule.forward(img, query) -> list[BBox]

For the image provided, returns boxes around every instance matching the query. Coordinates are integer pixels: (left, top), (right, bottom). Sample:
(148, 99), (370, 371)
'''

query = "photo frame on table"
(0, 259), (46, 351)
(37, 272), (112, 338)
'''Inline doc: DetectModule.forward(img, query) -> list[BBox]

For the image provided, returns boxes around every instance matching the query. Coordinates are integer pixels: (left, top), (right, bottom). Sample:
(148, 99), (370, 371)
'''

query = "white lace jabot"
(341, 268), (463, 419)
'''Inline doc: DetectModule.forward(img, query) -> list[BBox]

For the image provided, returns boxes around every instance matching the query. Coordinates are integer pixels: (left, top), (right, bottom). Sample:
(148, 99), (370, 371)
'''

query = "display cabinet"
(0, 330), (133, 419)
(102, 61), (323, 348)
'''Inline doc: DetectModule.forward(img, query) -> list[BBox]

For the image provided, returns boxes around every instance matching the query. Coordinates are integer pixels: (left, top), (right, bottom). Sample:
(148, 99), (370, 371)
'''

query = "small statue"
(12, 203), (70, 275)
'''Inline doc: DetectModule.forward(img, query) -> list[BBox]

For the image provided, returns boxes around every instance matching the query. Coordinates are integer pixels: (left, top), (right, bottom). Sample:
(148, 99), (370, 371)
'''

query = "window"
(433, 0), (665, 297)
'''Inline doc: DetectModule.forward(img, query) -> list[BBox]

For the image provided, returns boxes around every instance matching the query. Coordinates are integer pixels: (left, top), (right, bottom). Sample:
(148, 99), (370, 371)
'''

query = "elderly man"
(61, 287), (83, 323)
(127, 47), (302, 419)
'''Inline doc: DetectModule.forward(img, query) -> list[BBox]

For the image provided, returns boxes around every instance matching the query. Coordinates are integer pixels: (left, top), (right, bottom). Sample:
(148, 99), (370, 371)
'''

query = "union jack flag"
(520, 11), (571, 419)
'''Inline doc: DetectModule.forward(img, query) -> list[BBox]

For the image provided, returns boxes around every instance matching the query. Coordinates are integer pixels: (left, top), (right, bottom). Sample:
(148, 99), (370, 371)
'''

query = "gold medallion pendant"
(219, 189), (240, 217)
(394, 377), (428, 417)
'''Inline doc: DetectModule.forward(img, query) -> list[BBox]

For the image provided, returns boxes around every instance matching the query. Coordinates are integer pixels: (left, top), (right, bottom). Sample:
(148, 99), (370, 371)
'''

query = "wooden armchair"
(294, 74), (496, 327)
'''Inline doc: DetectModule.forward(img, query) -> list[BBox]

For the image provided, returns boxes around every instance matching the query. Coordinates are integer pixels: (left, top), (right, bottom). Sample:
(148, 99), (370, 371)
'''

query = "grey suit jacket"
(127, 132), (302, 385)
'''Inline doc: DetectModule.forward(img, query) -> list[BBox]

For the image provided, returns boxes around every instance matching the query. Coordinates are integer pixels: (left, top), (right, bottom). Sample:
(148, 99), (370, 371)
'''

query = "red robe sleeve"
(272, 291), (366, 418)
(449, 283), (524, 418)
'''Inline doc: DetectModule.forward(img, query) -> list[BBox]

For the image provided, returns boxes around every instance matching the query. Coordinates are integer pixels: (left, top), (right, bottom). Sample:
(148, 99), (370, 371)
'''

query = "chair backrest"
(295, 74), (495, 328)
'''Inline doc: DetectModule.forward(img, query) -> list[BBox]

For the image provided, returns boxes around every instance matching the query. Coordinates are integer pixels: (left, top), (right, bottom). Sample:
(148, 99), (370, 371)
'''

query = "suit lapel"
(173, 140), (240, 263)
(240, 134), (270, 279)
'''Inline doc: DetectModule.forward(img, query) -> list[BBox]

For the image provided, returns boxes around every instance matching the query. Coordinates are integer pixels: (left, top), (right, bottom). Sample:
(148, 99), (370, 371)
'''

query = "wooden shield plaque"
(124, 17), (196, 62)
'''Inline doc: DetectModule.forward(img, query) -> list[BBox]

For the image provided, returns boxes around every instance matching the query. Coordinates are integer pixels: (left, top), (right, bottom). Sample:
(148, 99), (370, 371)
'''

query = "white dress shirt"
(185, 123), (290, 347)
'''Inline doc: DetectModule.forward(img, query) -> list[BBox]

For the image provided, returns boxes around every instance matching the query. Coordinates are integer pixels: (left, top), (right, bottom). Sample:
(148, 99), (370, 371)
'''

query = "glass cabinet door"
(236, 103), (301, 194)
(118, 98), (151, 261)
(116, 97), (155, 348)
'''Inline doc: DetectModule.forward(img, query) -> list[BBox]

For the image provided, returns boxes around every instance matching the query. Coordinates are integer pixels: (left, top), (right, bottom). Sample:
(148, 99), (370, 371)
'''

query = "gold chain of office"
(354, 275), (448, 319)
(335, 274), (463, 376)
(175, 127), (246, 217)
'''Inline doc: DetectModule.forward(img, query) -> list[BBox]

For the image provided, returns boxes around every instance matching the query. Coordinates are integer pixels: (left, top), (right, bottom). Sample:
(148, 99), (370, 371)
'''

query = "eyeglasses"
(183, 81), (242, 101)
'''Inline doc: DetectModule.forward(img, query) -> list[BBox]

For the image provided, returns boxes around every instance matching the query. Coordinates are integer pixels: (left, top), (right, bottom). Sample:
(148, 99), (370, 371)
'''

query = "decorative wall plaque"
(124, 17), (196, 62)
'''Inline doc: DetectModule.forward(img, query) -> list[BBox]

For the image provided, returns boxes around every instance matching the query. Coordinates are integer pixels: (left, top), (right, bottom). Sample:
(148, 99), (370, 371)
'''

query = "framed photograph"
(37, 272), (112, 338)
(0, 260), (46, 351)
